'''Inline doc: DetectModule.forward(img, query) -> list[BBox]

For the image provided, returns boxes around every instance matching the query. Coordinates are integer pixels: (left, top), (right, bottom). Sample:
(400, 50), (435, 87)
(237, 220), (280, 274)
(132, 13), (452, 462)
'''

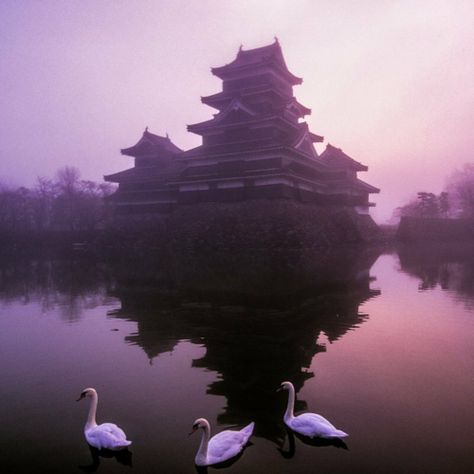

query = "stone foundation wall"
(166, 199), (379, 252)
(101, 199), (379, 256)
(397, 216), (474, 242)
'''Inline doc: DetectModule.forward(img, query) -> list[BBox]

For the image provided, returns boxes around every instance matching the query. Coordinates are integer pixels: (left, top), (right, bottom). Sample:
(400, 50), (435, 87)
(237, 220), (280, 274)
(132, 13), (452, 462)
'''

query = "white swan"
(278, 381), (348, 439)
(77, 387), (132, 450)
(189, 418), (254, 466)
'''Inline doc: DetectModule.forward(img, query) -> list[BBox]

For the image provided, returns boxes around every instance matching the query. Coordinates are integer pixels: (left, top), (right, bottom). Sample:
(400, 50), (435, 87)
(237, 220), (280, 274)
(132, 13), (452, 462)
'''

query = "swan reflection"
(278, 428), (348, 459)
(78, 445), (132, 472)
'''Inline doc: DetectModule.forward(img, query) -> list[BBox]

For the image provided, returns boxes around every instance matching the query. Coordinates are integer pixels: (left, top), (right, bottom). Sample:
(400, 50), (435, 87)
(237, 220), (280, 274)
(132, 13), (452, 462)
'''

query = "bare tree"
(0, 167), (117, 234)
(56, 166), (81, 197)
(52, 166), (83, 230)
(33, 177), (58, 230)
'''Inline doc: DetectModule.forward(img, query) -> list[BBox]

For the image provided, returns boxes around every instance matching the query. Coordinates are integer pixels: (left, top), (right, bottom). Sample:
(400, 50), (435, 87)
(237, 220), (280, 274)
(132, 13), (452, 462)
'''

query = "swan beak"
(76, 394), (85, 402)
(188, 427), (198, 436)
(276, 387), (283, 392)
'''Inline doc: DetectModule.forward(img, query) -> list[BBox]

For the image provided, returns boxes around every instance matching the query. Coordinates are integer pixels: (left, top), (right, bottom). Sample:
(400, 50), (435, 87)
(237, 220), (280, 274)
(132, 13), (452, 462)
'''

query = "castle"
(105, 40), (378, 220)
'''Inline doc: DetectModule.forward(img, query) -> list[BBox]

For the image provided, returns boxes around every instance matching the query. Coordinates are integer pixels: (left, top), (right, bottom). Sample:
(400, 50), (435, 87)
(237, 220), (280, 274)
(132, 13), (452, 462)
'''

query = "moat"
(1, 245), (472, 473)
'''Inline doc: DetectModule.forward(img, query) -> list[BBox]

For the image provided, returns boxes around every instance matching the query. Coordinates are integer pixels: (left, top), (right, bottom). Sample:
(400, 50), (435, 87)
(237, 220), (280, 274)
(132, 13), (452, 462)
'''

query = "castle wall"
(105, 199), (379, 256)
(397, 216), (474, 242)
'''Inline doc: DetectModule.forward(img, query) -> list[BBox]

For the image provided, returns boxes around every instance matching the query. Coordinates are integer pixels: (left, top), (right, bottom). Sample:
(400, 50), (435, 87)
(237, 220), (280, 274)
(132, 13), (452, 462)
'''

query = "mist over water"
(1, 246), (472, 473)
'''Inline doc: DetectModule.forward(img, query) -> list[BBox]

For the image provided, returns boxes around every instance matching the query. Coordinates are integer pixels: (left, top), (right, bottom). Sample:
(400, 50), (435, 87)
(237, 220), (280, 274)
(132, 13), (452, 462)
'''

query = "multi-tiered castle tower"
(105, 40), (379, 231)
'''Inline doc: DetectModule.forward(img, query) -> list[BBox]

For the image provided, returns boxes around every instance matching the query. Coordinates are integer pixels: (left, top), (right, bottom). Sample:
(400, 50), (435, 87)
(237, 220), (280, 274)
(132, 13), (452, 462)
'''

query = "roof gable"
(211, 39), (302, 85)
(188, 99), (258, 133)
(320, 144), (368, 171)
(213, 98), (257, 121)
(293, 131), (318, 158)
(121, 128), (182, 157)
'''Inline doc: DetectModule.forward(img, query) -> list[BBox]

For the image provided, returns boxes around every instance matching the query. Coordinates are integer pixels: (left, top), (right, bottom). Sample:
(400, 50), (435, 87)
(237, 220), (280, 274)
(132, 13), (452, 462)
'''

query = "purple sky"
(1, 0), (473, 222)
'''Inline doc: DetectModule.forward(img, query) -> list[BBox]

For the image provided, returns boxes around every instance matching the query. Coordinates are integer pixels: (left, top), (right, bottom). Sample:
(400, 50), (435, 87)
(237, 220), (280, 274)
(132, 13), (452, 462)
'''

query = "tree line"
(0, 166), (116, 232)
(396, 164), (474, 220)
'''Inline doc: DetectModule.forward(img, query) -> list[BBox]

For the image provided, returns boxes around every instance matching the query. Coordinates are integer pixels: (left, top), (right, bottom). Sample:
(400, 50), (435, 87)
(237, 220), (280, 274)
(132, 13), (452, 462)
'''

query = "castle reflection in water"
(1, 243), (472, 445)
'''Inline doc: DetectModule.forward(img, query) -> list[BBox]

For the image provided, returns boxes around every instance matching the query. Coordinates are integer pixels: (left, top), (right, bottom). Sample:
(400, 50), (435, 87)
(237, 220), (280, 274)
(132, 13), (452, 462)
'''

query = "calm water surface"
(0, 247), (473, 473)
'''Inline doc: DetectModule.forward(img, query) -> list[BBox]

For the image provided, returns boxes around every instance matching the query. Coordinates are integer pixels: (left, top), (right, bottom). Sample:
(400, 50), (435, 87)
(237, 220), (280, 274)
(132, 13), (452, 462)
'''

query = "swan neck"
(85, 392), (98, 430)
(284, 385), (295, 422)
(195, 422), (210, 465)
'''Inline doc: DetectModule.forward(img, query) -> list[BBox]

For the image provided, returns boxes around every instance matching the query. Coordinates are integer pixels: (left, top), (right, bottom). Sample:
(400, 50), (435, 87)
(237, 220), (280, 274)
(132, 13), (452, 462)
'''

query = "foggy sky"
(1, 0), (473, 222)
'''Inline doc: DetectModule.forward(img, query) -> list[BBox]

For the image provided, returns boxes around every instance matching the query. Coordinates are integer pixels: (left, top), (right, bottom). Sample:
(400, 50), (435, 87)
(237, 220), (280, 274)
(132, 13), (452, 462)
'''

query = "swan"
(277, 381), (348, 439)
(77, 387), (132, 450)
(189, 418), (254, 466)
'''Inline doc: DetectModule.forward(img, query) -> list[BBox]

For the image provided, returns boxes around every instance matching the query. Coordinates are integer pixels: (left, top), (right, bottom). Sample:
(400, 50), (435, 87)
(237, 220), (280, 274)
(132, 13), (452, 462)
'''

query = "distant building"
(105, 40), (379, 215)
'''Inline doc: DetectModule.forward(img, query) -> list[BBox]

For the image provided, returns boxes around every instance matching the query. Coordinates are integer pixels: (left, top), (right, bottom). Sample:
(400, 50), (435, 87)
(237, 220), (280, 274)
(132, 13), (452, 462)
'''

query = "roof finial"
(144, 126), (149, 134)
(274, 36), (279, 44)
(238, 43), (243, 53)
(166, 132), (169, 139)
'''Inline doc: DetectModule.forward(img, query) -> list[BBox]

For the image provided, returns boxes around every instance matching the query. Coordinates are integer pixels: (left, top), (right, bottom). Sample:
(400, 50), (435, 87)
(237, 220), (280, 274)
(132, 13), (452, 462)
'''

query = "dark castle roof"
(211, 39), (302, 85)
(320, 144), (368, 172)
(121, 128), (182, 157)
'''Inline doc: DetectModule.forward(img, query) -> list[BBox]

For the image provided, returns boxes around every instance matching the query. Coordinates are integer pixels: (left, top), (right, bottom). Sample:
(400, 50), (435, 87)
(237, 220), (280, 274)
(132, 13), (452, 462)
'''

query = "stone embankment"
(0, 200), (381, 258)
(106, 200), (380, 255)
(397, 216), (474, 242)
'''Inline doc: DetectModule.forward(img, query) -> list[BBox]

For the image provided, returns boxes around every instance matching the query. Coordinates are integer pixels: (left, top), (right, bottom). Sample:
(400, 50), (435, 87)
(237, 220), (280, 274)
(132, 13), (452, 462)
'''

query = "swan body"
(77, 388), (132, 450)
(190, 417), (254, 466)
(278, 381), (348, 439)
